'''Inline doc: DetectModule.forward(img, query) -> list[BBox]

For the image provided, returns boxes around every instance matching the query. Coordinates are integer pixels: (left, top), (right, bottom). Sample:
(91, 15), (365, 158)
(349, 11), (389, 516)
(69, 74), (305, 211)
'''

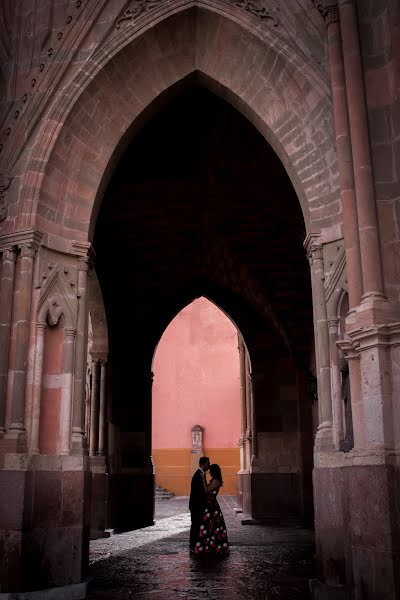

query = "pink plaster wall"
(152, 297), (241, 450)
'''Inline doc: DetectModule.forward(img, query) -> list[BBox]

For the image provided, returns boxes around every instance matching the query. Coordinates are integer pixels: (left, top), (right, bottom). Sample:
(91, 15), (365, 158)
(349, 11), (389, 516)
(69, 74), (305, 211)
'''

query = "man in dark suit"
(189, 456), (210, 552)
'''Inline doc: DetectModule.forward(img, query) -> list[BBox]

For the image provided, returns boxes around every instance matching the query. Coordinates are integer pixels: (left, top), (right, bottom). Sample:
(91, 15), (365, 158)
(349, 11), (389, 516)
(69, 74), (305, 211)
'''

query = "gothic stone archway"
(1, 2), (400, 598)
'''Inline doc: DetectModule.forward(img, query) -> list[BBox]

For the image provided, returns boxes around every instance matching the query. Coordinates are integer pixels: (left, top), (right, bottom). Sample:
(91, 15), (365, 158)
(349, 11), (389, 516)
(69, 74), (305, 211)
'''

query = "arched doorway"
(91, 83), (314, 533)
(152, 297), (242, 497)
(0, 3), (353, 595)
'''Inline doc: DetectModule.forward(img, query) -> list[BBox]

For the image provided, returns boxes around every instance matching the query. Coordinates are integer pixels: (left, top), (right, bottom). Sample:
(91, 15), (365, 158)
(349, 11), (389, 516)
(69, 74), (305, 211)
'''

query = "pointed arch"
(16, 6), (339, 245)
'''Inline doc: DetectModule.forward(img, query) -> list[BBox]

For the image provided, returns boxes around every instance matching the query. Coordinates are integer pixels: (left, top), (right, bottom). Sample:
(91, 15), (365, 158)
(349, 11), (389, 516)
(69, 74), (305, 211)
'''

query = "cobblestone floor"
(89, 496), (314, 599)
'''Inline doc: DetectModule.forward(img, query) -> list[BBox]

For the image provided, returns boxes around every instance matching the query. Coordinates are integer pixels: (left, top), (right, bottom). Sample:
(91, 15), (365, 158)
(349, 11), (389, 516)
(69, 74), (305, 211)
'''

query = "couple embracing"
(189, 456), (230, 556)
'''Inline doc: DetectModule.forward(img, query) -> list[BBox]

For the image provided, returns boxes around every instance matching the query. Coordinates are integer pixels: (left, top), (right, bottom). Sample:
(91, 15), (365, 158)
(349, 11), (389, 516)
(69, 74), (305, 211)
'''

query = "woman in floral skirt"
(193, 463), (230, 556)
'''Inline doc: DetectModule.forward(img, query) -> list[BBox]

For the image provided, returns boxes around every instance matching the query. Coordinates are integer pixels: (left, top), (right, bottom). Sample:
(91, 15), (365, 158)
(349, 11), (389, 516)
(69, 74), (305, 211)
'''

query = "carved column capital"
(90, 350), (107, 363)
(322, 3), (340, 27)
(77, 256), (92, 272)
(19, 244), (37, 259)
(2, 247), (17, 262)
(304, 232), (323, 263)
(337, 338), (359, 360)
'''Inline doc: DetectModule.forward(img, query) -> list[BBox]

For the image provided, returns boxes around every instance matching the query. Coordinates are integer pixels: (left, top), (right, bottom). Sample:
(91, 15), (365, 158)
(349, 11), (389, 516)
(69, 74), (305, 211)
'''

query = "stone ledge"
(0, 581), (89, 600)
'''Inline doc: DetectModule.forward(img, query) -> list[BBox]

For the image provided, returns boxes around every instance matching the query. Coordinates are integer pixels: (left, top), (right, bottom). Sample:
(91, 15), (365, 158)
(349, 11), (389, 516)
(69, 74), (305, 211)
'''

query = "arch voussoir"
(13, 6), (338, 246)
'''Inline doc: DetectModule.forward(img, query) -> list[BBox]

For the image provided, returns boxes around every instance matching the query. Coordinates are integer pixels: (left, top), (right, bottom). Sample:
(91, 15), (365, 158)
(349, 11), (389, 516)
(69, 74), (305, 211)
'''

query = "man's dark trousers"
(189, 469), (206, 550)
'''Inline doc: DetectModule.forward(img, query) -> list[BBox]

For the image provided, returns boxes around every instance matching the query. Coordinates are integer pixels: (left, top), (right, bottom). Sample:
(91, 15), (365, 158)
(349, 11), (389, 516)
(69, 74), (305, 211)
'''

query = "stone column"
(59, 327), (76, 455)
(0, 247), (16, 434)
(98, 357), (107, 456)
(338, 0), (384, 301)
(305, 234), (333, 450)
(328, 317), (343, 449)
(324, 2), (363, 309)
(244, 351), (252, 469)
(249, 372), (258, 467)
(71, 256), (90, 453)
(89, 356), (100, 456)
(238, 335), (247, 471)
(7, 243), (36, 444)
(30, 322), (46, 453)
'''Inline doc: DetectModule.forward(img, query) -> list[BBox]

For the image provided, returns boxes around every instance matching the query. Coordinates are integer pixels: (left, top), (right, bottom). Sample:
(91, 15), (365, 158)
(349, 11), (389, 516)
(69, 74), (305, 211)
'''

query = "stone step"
(155, 485), (175, 499)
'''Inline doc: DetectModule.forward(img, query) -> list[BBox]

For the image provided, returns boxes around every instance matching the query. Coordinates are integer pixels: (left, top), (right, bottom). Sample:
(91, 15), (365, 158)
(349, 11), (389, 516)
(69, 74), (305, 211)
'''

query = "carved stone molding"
(116, 0), (279, 29)
(71, 240), (95, 259)
(0, 229), (43, 252)
(0, 174), (13, 222)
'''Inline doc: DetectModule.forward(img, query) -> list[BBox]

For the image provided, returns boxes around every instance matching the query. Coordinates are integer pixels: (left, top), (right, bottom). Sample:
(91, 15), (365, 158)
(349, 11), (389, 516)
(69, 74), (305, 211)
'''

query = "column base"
(0, 456), (91, 593)
(314, 460), (400, 598)
(347, 294), (398, 330)
(314, 423), (334, 457)
(70, 431), (88, 456)
(0, 430), (27, 454)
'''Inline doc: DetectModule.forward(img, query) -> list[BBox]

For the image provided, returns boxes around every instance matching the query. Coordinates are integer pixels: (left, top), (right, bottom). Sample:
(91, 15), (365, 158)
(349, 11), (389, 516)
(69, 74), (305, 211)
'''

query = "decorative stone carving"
(46, 294), (64, 326)
(116, 0), (278, 29)
(322, 4), (339, 26)
(0, 174), (13, 222)
(311, 1), (339, 26)
(224, 0), (278, 24)
(19, 243), (37, 259)
(37, 264), (78, 329)
(116, 0), (164, 29)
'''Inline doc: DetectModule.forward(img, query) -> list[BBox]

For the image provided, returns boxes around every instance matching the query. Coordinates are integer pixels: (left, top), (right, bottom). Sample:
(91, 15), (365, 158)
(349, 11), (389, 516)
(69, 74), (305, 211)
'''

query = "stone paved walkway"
(89, 496), (314, 599)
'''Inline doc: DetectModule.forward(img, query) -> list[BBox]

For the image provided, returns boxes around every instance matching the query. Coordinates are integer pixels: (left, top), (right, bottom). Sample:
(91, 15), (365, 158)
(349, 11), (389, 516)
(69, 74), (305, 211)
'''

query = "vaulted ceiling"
(94, 84), (313, 385)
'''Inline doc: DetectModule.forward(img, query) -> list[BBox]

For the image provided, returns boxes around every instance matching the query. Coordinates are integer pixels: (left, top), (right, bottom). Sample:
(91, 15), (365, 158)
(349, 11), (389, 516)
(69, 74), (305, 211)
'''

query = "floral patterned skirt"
(194, 496), (230, 556)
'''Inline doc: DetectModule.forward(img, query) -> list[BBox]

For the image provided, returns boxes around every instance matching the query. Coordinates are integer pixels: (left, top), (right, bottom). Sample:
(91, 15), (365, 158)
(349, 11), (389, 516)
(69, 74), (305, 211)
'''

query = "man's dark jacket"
(189, 469), (206, 513)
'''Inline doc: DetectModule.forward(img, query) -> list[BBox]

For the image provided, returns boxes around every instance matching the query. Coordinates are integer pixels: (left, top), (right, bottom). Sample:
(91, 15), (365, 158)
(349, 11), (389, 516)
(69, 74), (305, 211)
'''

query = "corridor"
(89, 497), (314, 599)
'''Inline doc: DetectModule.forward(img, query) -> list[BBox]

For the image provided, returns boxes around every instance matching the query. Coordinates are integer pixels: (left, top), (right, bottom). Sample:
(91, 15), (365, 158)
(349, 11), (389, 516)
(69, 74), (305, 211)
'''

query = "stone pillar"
(328, 317), (343, 449)
(324, 2), (363, 309)
(244, 351), (252, 469)
(71, 256), (90, 453)
(238, 334), (247, 470)
(305, 234), (333, 451)
(6, 243), (36, 447)
(89, 356), (99, 456)
(0, 247), (16, 434)
(59, 327), (76, 455)
(29, 322), (46, 453)
(84, 365), (91, 439)
(338, 0), (384, 301)
(249, 372), (258, 468)
(98, 357), (107, 456)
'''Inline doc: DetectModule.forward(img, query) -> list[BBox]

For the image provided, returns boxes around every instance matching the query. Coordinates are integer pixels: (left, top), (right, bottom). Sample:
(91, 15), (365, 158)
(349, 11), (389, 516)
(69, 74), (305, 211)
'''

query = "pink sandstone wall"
(152, 297), (241, 494)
